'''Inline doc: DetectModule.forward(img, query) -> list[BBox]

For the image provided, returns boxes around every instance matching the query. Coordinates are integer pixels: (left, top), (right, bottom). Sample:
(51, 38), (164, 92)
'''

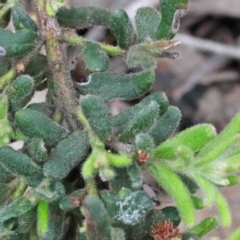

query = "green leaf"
(127, 161), (143, 189)
(198, 113), (240, 157)
(7, 75), (35, 112)
(0, 163), (14, 183)
(0, 197), (36, 222)
(126, 42), (161, 69)
(149, 106), (181, 145)
(59, 189), (86, 211)
(0, 146), (41, 177)
(82, 41), (109, 72)
(27, 138), (48, 163)
(78, 70), (155, 102)
(0, 3), (11, 28)
(24, 54), (48, 85)
(118, 101), (159, 142)
(43, 130), (90, 179)
(135, 7), (161, 42)
(0, 183), (11, 204)
(113, 91), (169, 128)
(190, 216), (218, 237)
(0, 29), (37, 58)
(215, 190), (231, 227)
(191, 173), (216, 206)
(56, 6), (111, 29)
(111, 227), (125, 240)
(110, 9), (133, 49)
(0, 56), (10, 77)
(39, 203), (65, 240)
(195, 135), (240, 167)
(83, 196), (111, 240)
(229, 228), (240, 240)
(37, 201), (49, 238)
(155, 124), (216, 159)
(12, 3), (37, 31)
(81, 95), (112, 141)
(156, 0), (189, 39)
(15, 108), (68, 147)
(135, 133), (155, 153)
(101, 189), (153, 226)
(107, 152), (132, 168)
(15, 209), (35, 233)
(147, 163), (195, 227)
(182, 232), (199, 240)
(27, 102), (54, 118)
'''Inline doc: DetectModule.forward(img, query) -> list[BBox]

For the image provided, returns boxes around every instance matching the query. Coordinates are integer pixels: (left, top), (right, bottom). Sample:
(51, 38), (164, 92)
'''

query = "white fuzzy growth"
(114, 193), (148, 225)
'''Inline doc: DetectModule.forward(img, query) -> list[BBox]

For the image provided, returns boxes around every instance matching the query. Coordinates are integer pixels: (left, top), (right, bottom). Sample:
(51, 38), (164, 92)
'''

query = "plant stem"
(62, 30), (125, 56)
(85, 178), (98, 196)
(0, 41), (43, 90)
(33, 0), (79, 130)
(11, 177), (28, 200)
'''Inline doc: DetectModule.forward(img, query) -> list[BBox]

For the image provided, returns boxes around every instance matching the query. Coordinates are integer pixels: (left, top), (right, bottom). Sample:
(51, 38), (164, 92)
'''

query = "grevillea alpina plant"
(0, 0), (240, 239)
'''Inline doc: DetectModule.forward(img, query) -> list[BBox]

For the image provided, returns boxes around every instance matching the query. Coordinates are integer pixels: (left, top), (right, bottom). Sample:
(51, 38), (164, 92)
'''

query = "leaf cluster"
(0, 0), (240, 240)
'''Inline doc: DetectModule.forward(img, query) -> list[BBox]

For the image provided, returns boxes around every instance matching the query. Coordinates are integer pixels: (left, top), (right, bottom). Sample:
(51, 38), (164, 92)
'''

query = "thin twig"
(175, 33), (240, 60)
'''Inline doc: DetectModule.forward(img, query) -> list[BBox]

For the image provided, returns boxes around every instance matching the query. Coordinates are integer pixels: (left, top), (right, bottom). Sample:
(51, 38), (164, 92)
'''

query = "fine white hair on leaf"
(0, 46), (6, 56)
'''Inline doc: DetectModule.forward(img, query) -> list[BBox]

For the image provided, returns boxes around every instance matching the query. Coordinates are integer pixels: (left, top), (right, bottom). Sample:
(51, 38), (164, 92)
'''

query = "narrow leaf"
(135, 7), (161, 42)
(43, 130), (90, 179)
(147, 163), (195, 226)
(191, 216), (218, 237)
(83, 196), (111, 240)
(156, 0), (188, 39)
(81, 95), (112, 141)
(12, 3), (37, 31)
(37, 201), (49, 237)
(78, 70), (155, 102)
(83, 41), (109, 72)
(149, 106), (181, 145)
(155, 124), (216, 159)
(0, 146), (41, 177)
(15, 108), (68, 146)
(110, 9), (133, 49)
(56, 6), (111, 29)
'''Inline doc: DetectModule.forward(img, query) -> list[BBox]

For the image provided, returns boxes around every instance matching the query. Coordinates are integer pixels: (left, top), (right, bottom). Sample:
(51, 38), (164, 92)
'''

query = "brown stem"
(33, 0), (79, 130)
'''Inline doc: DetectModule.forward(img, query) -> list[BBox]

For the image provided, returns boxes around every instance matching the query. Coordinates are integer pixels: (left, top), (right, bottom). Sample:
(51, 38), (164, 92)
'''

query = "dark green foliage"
(78, 70), (155, 102)
(101, 189), (153, 227)
(81, 95), (112, 141)
(0, 3), (10, 28)
(0, 146), (41, 177)
(15, 108), (68, 146)
(24, 54), (48, 85)
(27, 138), (48, 163)
(149, 106), (181, 145)
(0, 197), (36, 222)
(110, 9), (133, 49)
(1, 1), (238, 239)
(43, 130), (90, 179)
(59, 189), (86, 211)
(0, 29), (37, 58)
(0, 164), (14, 183)
(113, 91), (169, 128)
(12, 3), (37, 31)
(0, 183), (11, 204)
(118, 101), (159, 142)
(156, 0), (188, 39)
(7, 75), (35, 112)
(56, 6), (111, 29)
(135, 7), (161, 42)
(83, 41), (109, 72)
(0, 56), (10, 77)
(83, 196), (111, 240)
